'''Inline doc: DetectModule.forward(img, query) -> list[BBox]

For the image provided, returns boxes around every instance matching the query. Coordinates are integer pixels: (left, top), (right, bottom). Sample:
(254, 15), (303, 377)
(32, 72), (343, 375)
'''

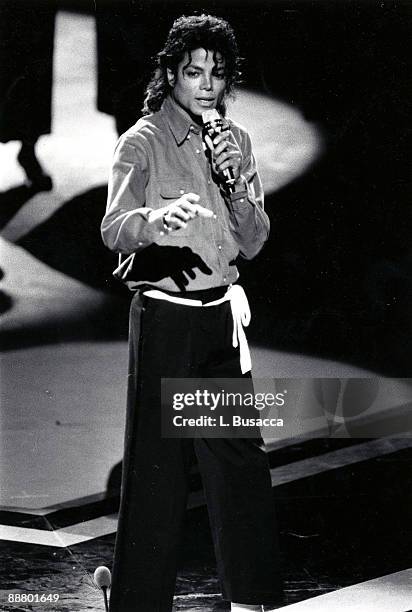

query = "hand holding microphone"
(202, 109), (243, 192)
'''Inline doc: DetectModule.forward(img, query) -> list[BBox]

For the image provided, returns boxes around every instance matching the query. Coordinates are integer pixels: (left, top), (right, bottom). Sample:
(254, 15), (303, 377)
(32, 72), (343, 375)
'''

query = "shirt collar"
(162, 95), (201, 145)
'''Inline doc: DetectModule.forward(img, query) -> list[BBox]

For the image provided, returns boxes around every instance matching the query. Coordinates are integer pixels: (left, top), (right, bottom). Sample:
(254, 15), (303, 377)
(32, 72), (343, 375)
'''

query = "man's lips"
(196, 98), (216, 106)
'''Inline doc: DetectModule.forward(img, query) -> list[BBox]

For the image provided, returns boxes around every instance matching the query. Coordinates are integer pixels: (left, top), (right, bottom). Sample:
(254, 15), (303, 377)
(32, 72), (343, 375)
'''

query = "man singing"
(101, 13), (283, 612)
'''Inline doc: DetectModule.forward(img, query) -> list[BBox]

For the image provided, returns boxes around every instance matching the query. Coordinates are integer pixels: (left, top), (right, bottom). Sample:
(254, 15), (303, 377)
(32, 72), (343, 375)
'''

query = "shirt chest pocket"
(159, 178), (193, 201)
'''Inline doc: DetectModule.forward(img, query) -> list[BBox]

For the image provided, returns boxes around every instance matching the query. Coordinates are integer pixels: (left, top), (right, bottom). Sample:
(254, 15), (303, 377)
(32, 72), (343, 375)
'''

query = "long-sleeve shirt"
(101, 95), (270, 292)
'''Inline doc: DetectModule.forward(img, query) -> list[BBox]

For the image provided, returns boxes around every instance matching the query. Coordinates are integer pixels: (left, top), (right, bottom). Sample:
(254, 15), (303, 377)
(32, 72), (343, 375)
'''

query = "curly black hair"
(142, 14), (241, 116)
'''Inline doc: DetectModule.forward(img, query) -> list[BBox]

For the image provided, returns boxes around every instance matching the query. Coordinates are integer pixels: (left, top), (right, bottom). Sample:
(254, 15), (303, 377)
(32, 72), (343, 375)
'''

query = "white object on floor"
(278, 568), (412, 611)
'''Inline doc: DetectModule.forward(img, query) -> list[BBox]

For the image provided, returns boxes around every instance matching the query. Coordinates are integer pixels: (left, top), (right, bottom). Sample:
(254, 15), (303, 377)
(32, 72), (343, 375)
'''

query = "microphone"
(202, 109), (236, 192)
(94, 566), (111, 612)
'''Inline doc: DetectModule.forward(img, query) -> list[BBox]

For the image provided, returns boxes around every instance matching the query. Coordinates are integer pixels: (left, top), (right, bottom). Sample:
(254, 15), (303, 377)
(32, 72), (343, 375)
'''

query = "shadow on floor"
(0, 183), (44, 230)
(17, 185), (124, 294)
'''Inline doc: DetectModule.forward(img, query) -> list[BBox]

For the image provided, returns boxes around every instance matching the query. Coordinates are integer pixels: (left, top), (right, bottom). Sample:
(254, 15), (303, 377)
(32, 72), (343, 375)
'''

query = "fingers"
(207, 137), (242, 180)
(165, 213), (188, 231)
(213, 142), (242, 164)
(211, 129), (230, 148)
(174, 206), (192, 222)
(204, 129), (230, 152)
(204, 127), (243, 184)
(204, 134), (214, 152)
(213, 137), (234, 158)
(215, 151), (242, 181)
(174, 194), (199, 222)
(215, 150), (242, 171)
(164, 193), (214, 230)
(192, 203), (214, 218)
(175, 199), (197, 221)
(183, 192), (200, 204)
(164, 203), (189, 230)
(196, 205), (214, 218)
(180, 201), (214, 218)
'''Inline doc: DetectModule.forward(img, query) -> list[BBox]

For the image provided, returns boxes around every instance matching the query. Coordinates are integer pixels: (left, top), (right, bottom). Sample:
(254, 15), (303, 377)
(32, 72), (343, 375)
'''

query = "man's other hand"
(163, 193), (214, 231)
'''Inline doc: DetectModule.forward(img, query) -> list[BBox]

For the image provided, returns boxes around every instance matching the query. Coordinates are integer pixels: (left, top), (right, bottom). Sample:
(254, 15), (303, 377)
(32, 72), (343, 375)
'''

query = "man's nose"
(200, 74), (212, 90)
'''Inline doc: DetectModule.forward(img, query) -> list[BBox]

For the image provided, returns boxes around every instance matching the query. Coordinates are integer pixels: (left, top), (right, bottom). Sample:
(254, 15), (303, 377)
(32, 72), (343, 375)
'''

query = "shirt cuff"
(228, 174), (250, 204)
(147, 208), (172, 239)
(229, 189), (249, 206)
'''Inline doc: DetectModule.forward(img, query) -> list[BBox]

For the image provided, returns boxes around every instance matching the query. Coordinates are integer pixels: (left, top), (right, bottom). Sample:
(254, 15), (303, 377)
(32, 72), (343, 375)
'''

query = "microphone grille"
(94, 566), (112, 588)
(201, 109), (220, 124)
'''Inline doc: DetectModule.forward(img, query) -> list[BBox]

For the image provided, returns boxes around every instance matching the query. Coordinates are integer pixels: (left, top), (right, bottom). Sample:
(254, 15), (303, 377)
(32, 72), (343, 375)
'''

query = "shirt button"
(218, 245), (222, 250)
(240, 198), (245, 203)
(138, 241), (143, 246)
(187, 134), (191, 140)
(190, 126), (194, 131)
(223, 276), (227, 282)
(213, 214), (217, 219)
(207, 179), (211, 184)
(179, 189), (185, 194)
(159, 231), (165, 237)
(196, 149), (201, 154)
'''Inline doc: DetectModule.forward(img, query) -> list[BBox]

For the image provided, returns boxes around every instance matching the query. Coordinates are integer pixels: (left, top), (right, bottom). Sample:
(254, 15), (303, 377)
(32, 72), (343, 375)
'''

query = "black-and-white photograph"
(0, 1), (411, 611)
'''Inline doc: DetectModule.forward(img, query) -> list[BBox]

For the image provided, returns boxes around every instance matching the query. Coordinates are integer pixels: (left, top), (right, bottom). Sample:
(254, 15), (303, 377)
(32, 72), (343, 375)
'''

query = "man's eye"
(213, 72), (225, 80)
(186, 70), (200, 78)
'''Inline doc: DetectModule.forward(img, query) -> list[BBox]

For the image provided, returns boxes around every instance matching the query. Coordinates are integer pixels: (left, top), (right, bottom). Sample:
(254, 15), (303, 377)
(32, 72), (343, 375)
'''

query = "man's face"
(167, 48), (227, 120)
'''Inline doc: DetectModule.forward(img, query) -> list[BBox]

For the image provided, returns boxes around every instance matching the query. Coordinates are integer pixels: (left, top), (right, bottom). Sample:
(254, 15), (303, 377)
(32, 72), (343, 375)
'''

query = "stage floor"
(0, 440), (411, 611)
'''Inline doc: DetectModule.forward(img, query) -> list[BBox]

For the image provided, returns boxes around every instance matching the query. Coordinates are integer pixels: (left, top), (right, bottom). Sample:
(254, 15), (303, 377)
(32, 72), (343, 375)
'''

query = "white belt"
(143, 285), (252, 374)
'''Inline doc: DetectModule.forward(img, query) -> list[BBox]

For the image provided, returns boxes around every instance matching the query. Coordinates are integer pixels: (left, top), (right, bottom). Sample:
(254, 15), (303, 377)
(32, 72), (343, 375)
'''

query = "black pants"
(109, 289), (283, 611)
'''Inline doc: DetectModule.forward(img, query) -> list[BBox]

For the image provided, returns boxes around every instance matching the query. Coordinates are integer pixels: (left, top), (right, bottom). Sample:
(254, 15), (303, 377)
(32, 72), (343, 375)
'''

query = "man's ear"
(166, 68), (175, 87)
